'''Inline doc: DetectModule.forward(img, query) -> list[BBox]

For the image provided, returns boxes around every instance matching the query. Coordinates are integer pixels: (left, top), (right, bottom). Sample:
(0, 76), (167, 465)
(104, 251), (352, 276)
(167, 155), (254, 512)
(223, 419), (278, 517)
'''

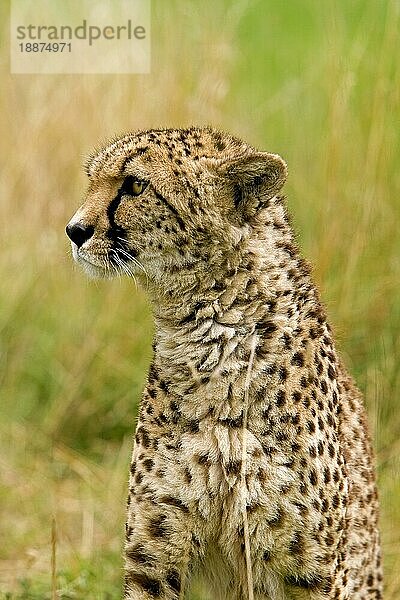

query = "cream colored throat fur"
(66, 126), (382, 600)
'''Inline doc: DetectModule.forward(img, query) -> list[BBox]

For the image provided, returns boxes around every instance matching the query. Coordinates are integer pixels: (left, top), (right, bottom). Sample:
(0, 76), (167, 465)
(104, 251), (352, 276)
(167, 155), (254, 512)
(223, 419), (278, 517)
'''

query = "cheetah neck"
(149, 221), (324, 412)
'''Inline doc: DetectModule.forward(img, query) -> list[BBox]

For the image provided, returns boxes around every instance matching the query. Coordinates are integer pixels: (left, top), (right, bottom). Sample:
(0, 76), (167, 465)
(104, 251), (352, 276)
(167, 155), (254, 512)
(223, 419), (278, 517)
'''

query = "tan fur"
(66, 127), (383, 599)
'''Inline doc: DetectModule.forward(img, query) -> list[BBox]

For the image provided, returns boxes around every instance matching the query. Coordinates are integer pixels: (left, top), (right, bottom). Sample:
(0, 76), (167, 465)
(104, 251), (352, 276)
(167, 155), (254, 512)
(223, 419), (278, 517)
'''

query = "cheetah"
(66, 127), (382, 599)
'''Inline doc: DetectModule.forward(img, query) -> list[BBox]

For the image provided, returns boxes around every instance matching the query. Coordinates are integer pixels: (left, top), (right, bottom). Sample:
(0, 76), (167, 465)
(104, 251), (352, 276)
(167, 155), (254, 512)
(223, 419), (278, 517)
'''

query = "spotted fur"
(66, 127), (382, 599)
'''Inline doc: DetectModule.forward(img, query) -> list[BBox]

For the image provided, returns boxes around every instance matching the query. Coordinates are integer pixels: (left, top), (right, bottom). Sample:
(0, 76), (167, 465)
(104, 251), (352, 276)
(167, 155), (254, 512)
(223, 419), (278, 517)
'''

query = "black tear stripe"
(107, 176), (139, 260)
(106, 178), (131, 240)
(154, 191), (186, 231)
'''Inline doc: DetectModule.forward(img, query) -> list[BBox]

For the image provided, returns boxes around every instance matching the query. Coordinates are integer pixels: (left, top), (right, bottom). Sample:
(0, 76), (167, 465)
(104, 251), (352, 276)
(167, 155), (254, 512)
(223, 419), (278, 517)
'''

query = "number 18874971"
(19, 42), (72, 52)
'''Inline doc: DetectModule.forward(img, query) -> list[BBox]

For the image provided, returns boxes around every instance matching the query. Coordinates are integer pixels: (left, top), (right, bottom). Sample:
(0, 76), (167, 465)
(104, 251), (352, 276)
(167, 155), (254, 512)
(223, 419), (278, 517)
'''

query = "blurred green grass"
(1, 0), (399, 597)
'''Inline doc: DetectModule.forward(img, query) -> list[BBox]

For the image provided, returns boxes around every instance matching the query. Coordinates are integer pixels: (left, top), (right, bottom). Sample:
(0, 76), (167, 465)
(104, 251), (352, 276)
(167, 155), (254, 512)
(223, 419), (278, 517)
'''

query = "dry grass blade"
(51, 518), (57, 600)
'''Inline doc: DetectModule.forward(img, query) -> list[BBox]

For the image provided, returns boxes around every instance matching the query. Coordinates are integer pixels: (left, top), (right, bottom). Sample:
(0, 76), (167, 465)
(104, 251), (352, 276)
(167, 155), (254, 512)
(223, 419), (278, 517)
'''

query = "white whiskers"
(115, 237), (149, 290)
(108, 250), (137, 288)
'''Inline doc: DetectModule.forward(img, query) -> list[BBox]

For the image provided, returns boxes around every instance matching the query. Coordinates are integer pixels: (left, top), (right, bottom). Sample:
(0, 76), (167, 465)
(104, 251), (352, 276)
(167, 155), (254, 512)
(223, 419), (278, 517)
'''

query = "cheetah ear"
(212, 152), (287, 218)
(223, 152), (287, 196)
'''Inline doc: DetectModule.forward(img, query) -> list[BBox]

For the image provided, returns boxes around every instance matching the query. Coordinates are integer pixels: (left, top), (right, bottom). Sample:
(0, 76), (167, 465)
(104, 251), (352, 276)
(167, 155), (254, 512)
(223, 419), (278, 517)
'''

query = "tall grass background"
(1, 0), (399, 598)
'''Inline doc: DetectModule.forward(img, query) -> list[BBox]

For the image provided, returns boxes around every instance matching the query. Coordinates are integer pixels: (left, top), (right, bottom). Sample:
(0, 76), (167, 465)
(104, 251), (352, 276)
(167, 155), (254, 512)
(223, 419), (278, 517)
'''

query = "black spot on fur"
(231, 183), (243, 213)
(256, 320), (278, 338)
(166, 570), (181, 593)
(141, 428), (151, 448)
(197, 453), (211, 466)
(179, 310), (197, 325)
(292, 390), (302, 402)
(267, 507), (284, 528)
(125, 524), (133, 539)
(120, 147), (149, 172)
(126, 544), (155, 566)
(320, 379), (328, 394)
(160, 495), (189, 513)
(148, 515), (168, 538)
(148, 363), (159, 383)
(276, 389), (286, 407)
(285, 573), (330, 592)
(143, 459), (154, 472)
(291, 352), (304, 367)
(187, 419), (200, 433)
(225, 460), (242, 476)
(170, 399), (180, 413)
(218, 414), (243, 428)
(212, 131), (226, 151)
(288, 531), (304, 554)
(278, 366), (288, 381)
(159, 379), (170, 393)
(307, 420), (316, 433)
(293, 501), (309, 516)
(263, 549), (272, 561)
(126, 572), (162, 597)
(154, 191), (186, 230)
(281, 332), (292, 349)
(309, 469), (318, 485)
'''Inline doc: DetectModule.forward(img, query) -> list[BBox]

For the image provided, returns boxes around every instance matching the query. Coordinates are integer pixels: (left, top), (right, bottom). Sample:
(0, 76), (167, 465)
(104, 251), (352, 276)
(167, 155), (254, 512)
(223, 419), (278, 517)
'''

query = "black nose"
(66, 222), (94, 248)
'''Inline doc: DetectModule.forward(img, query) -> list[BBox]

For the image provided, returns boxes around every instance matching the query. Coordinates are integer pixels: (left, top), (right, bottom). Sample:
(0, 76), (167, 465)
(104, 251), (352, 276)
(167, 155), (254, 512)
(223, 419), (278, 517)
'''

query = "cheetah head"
(66, 127), (287, 289)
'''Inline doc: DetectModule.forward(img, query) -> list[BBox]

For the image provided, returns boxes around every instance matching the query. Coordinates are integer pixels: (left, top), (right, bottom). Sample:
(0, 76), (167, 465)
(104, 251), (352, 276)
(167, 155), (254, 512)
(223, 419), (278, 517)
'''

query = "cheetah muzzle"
(66, 127), (382, 600)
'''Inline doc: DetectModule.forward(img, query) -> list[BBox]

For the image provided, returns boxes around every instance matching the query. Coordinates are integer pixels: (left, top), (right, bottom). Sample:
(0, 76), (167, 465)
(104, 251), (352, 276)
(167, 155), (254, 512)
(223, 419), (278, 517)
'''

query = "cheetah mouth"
(72, 246), (111, 278)
(73, 246), (144, 280)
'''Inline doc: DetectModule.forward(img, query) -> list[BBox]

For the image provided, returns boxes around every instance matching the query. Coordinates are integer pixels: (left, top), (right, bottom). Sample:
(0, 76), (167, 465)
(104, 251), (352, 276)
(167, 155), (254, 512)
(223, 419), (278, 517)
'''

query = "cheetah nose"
(66, 222), (95, 248)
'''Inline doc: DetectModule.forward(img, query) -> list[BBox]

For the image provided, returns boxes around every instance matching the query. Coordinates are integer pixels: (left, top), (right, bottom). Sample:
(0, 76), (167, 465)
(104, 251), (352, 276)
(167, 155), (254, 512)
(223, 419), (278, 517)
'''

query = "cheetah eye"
(122, 175), (148, 197)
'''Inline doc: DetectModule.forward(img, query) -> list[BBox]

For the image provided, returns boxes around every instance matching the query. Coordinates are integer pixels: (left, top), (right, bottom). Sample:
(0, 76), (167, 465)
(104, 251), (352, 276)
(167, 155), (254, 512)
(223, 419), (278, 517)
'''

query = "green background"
(1, 0), (399, 597)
